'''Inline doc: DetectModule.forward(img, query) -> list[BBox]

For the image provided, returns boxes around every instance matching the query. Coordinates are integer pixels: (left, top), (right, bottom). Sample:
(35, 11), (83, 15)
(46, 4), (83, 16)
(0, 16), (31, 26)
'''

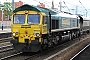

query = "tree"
(0, 4), (3, 10)
(3, 2), (12, 16)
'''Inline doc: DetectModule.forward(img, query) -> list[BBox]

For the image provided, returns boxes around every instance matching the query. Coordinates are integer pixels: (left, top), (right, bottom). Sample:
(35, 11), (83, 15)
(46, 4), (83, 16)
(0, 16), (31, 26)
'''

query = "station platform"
(72, 44), (90, 60)
(0, 29), (11, 33)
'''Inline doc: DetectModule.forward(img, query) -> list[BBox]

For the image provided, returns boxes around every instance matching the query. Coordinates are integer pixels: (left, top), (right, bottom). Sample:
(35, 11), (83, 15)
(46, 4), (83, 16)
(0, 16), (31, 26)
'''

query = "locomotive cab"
(10, 5), (48, 52)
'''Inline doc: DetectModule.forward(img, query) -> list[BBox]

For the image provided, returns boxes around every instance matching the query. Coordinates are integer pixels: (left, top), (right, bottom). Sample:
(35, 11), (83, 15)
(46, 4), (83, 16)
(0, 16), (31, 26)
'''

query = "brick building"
(0, 10), (11, 28)
(37, 3), (45, 8)
(14, 1), (23, 9)
(0, 1), (24, 28)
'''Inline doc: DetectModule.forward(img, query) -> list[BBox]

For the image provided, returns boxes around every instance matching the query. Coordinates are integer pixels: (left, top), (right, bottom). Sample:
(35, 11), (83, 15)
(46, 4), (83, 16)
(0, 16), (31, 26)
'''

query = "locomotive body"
(82, 17), (90, 33)
(10, 4), (90, 52)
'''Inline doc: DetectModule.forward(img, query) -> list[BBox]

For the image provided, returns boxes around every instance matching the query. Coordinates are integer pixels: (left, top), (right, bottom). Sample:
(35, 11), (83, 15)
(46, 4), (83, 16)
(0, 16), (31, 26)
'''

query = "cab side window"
(43, 16), (48, 24)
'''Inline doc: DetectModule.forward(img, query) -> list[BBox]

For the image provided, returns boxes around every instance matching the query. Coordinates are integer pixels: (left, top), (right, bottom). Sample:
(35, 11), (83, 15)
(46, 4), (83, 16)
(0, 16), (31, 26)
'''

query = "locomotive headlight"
(13, 33), (16, 36)
(15, 32), (18, 35)
(35, 33), (40, 37)
(34, 30), (40, 37)
(15, 30), (19, 35)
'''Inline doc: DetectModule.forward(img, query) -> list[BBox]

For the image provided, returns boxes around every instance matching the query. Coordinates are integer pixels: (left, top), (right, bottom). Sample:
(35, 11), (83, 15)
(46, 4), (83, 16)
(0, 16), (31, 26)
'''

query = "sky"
(0, 0), (90, 17)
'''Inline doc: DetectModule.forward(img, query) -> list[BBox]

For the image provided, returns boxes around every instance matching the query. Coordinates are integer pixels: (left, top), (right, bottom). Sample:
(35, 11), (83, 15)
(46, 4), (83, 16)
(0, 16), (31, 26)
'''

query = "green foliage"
(0, 2), (12, 16)
(0, 4), (3, 10)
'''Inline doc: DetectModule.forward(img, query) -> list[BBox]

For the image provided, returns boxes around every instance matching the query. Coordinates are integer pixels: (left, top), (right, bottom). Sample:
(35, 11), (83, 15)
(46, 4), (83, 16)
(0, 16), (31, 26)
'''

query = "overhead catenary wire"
(33, 0), (88, 16)
(63, 1), (70, 12)
(79, 0), (87, 17)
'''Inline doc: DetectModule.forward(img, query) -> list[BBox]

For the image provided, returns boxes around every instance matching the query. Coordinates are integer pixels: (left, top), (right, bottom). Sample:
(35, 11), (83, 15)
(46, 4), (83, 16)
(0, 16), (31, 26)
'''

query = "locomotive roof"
(81, 16), (90, 20)
(13, 4), (57, 15)
(52, 12), (78, 18)
(13, 4), (82, 19)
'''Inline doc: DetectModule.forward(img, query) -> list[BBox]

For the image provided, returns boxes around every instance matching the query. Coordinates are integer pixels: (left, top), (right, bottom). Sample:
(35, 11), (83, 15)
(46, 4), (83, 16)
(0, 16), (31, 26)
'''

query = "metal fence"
(0, 21), (11, 28)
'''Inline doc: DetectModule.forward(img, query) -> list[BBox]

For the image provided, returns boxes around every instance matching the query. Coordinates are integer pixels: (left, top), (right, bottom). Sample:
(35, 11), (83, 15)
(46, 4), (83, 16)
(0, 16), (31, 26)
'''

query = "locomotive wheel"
(69, 34), (72, 40)
(56, 36), (59, 41)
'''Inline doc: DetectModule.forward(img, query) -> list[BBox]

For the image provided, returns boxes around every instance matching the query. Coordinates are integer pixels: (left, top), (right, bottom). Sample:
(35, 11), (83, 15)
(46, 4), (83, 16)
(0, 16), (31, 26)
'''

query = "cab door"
(42, 16), (48, 34)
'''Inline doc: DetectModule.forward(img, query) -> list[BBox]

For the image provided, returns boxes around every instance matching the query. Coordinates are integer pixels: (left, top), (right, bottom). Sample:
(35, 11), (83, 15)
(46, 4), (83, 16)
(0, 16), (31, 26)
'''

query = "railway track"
(0, 34), (89, 60)
(0, 33), (11, 39)
(0, 37), (14, 60)
(0, 44), (13, 53)
(0, 42), (13, 52)
(0, 37), (12, 43)
(0, 40), (74, 60)
(0, 52), (40, 60)
(43, 34), (90, 60)
(0, 50), (43, 60)
(0, 52), (23, 60)
(0, 43), (14, 59)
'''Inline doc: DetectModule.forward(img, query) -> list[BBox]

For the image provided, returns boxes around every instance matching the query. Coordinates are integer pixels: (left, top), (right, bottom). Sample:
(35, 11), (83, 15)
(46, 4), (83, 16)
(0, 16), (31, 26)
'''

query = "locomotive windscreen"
(13, 14), (25, 24)
(28, 14), (40, 24)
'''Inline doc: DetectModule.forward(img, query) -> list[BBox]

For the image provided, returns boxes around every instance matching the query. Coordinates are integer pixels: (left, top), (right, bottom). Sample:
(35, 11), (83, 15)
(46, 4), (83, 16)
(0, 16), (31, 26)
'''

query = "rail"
(0, 52), (23, 60)
(70, 44), (90, 60)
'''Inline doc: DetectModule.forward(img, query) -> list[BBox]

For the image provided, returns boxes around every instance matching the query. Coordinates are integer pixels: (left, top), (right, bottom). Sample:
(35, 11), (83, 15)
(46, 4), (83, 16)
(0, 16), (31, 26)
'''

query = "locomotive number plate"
(21, 25), (31, 28)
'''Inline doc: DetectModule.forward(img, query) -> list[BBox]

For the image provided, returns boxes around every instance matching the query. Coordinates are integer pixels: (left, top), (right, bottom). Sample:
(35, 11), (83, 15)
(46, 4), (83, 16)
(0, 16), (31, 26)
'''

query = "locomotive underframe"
(41, 29), (80, 49)
(11, 27), (90, 52)
(11, 38), (41, 52)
